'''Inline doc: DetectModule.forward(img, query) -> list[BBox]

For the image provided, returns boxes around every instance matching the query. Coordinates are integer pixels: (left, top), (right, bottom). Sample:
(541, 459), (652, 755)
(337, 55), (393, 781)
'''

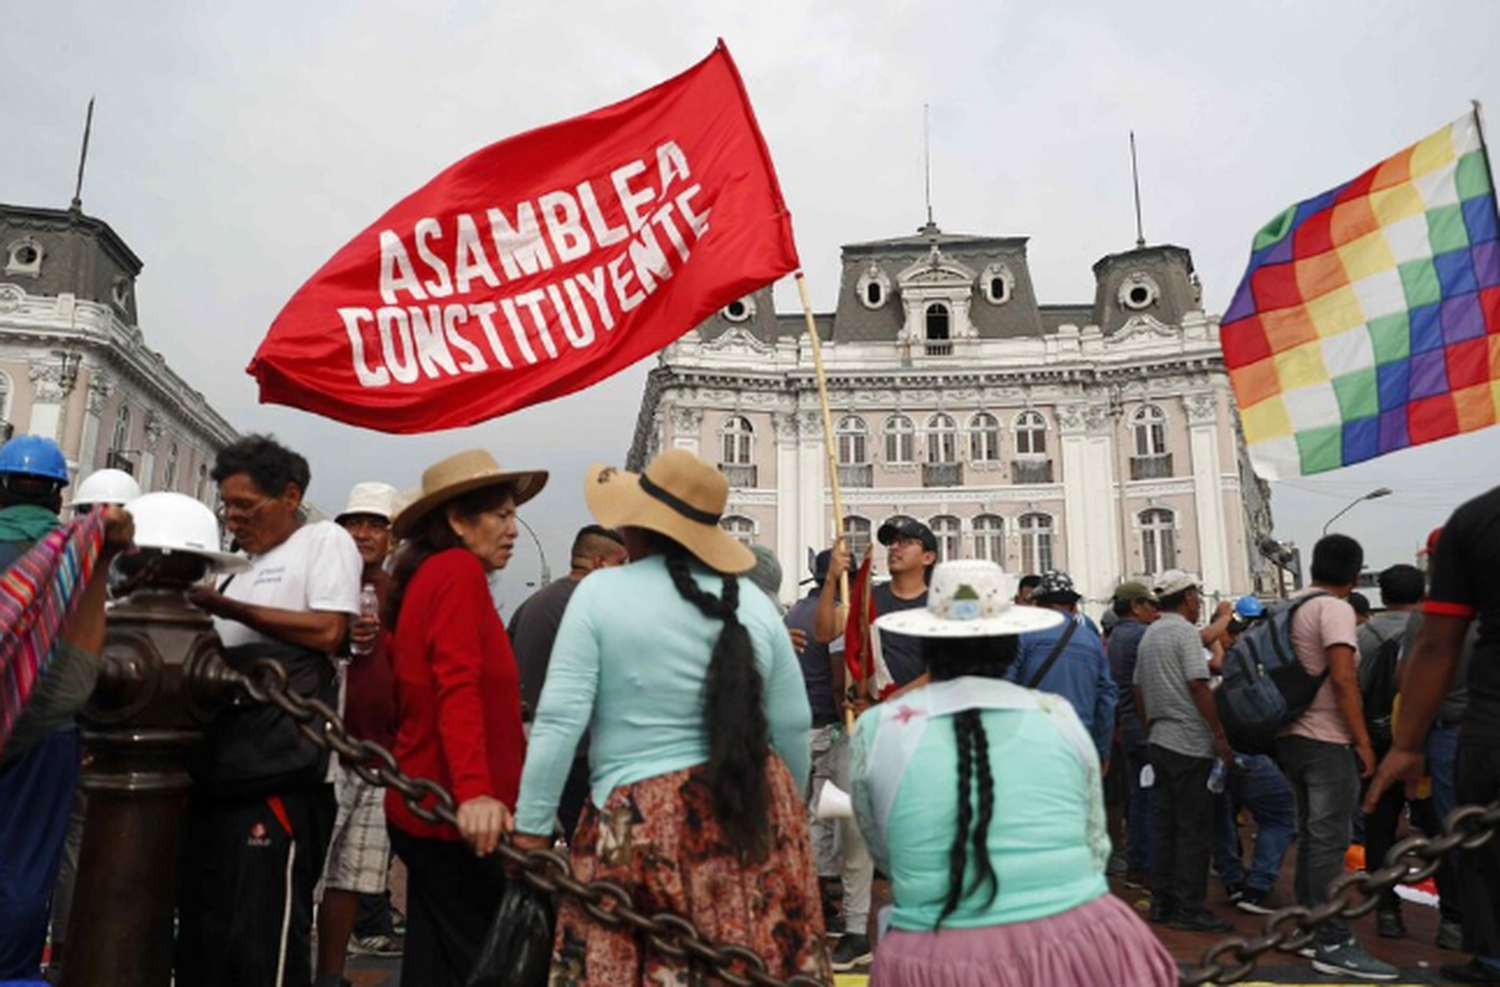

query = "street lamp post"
(1322, 487), (1394, 536)
(515, 515), (551, 586)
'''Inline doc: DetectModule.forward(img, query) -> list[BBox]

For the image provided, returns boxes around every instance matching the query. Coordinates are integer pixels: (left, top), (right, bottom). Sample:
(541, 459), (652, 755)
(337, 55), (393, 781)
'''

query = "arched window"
(720, 514), (756, 545)
(1133, 404), (1168, 457)
(111, 404), (131, 453)
(925, 413), (957, 464)
(973, 514), (1004, 562)
(836, 415), (867, 465)
(843, 515), (872, 563)
(1140, 508), (1177, 575)
(1019, 513), (1054, 574)
(925, 303), (951, 354)
(1014, 410), (1047, 456)
(865, 281), (883, 306)
(969, 412), (1001, 462)
(164, 442), (178, 490)
(884, 414), (915, 464)
(720, 415), (754, 466)
(931, 515), (961, 562)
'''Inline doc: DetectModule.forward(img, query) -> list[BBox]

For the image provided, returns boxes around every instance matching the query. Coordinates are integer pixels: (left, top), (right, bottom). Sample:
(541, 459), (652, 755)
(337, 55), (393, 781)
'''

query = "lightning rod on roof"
(71, 96), (95, 213)
(1130, 130), (1146, 249)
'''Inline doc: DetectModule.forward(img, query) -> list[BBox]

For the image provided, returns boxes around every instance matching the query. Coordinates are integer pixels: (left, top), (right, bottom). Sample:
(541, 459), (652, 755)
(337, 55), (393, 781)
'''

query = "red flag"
(844, 549), (876, 684)
(248, 42), (798, 433)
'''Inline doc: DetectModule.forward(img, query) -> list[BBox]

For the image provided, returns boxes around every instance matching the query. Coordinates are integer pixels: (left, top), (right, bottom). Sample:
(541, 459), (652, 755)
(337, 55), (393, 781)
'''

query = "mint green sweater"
(514, 555), (811, 834)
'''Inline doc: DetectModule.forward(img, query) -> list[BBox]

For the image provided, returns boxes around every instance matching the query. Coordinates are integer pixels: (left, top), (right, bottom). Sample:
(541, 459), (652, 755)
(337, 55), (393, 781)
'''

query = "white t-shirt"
(213, 521), (363, 650)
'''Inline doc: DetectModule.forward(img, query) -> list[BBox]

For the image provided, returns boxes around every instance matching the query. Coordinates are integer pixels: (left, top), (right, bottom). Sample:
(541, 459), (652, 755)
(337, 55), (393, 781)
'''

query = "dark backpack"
(1214, 591), (1330, 756)
(1359, 628), (1405, 746)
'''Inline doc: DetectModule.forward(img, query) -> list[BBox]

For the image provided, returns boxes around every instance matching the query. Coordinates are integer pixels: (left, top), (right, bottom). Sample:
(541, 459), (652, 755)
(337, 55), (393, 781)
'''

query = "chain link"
(1179, 796), (1500, 985)
(229, 659), (829, 987)
(232, 657), (1500, 986)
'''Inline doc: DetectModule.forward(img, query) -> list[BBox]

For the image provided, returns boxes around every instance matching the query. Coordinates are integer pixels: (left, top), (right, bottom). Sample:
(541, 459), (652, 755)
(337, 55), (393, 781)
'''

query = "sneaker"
(348, 933), (404, 958)
(1437, 919), (1464, 951)
(1236, 888), (1275, 915)
(1225, 882), (1246, 904)
(1107, 850), (1128, 876)
(1375, 910), (1406, 940)
(390, 908), (407, 936)
(1310, 938), (1398, 981)
(1440, 958), (1500, 984)
(1169, 908), (1235, 933)
(830, 934), (872, 972)
(1125, 869), (1149, 890)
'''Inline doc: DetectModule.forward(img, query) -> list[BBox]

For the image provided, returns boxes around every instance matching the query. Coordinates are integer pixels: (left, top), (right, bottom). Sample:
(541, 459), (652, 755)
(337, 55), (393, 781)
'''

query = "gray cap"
(746, 544), (784, 599)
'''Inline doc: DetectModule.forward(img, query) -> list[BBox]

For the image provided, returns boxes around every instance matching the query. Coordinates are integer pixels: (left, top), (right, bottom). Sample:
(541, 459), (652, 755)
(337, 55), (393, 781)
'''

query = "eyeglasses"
(215, 498), (272, 522)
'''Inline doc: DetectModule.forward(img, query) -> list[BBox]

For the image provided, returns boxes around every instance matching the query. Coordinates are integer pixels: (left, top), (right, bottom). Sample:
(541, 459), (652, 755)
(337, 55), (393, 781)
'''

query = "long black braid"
(927, 635), (1012, 928)
(663, 548), (770, 858)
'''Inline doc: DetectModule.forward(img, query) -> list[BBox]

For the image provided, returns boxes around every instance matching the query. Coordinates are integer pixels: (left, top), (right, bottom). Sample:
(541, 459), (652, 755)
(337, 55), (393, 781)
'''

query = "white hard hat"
(69, 468), (142, 509)
(126, 492), (250, 573)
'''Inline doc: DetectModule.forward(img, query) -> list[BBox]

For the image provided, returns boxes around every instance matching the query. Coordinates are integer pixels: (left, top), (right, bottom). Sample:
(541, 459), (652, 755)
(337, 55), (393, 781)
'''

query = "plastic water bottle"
(350, 584), (379, 656)
(1139, 763), (1155, 789)
(1206, 758), (1228, 794)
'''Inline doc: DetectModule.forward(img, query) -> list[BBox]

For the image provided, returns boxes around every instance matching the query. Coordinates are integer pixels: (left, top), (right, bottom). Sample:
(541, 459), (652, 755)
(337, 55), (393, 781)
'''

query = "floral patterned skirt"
(549, 757), (832, 986)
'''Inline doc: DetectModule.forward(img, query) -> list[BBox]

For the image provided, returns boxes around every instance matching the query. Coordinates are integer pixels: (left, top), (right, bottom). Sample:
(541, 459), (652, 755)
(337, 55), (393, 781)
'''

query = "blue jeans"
(1125, 745), (1154, 873)
(1427, 723), (1463, 923)
(1212, 753), (1296, 892)
(0, 728), (80, 979)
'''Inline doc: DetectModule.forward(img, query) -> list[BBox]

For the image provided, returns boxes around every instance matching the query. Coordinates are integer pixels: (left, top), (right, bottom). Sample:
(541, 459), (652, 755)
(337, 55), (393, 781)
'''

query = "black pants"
(1149, 743), (1215, 915)
(1457, 741), (1500, 957)
(559, 755), (591, 842)
(1362, 750), (1407, 915)
(176, 785), (336, 987)
(389, 826), (507, 987)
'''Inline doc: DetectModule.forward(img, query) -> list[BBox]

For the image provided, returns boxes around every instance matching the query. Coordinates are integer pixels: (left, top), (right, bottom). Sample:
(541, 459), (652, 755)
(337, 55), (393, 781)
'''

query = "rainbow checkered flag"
(1223, 110), (1500, 479)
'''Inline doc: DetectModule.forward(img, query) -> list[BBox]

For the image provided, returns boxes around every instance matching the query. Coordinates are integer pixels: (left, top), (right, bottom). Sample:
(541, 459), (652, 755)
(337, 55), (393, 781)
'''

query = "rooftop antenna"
(1130, 130), (1145, 249)
(71, 96), (95, 213)
(918, 102), (930, 228)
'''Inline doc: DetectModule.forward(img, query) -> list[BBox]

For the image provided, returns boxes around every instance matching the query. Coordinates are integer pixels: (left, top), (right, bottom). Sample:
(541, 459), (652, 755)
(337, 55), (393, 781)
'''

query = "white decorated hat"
(874, 560), (1066, 638)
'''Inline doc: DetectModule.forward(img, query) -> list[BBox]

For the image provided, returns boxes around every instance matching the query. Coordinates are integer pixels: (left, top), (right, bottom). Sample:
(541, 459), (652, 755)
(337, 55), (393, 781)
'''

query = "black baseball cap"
(877, 518), (937, 553)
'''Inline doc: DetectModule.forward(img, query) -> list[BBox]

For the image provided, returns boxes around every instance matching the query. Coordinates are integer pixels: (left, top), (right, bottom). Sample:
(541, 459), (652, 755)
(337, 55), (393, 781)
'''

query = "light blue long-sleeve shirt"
(514, 554), (811, 834)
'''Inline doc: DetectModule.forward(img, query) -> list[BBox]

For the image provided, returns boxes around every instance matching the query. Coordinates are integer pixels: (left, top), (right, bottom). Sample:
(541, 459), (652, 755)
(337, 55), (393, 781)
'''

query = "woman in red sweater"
(384, 449), (546, 987)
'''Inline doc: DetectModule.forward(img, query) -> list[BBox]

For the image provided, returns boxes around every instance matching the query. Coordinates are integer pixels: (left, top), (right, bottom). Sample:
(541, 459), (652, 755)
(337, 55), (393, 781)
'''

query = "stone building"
(0, 202), (238, 498)
(628, 221), (1275, 605)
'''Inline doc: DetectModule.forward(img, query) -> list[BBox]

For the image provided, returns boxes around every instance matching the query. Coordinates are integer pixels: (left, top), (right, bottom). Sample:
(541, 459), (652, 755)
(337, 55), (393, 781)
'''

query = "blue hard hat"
(1234, 595), (1266, 619)
(0, 435), (70, 485)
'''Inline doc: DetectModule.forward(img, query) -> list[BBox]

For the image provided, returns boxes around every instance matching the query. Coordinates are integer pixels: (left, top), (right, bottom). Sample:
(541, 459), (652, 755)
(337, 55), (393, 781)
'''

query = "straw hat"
(392, 450), (547, 539)
(584, 449), (754, 574)
(875, 560), (1066, 638)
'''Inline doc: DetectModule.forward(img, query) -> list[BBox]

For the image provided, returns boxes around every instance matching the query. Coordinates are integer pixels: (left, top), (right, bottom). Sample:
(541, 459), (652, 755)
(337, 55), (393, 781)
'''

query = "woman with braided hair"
(510, 449), (830, 985)
(851, 560), (1177, 986)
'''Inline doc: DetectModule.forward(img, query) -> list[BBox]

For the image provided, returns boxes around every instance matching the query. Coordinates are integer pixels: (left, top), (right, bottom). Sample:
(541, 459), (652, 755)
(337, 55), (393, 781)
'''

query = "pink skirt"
(871, 892), (1178, 987)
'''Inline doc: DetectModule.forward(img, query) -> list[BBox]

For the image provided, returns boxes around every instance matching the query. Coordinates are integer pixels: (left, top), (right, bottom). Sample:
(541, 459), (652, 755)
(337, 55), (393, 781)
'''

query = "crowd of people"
(0, 428), (1497, 987)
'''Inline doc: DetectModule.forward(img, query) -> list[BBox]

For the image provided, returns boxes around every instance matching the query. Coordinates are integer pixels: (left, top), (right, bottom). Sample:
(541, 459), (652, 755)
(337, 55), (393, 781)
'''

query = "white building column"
(798, 410), (828, 569)
(1185, 392), (1231, 596)
(26, 363), (67, 445)
(773, 412), (802, 598)
(78, 371), (112, 475)
(1057, 402), (1122, 603)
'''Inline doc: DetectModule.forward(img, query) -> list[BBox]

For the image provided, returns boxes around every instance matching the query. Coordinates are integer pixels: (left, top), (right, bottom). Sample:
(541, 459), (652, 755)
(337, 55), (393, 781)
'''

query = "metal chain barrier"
(1179, 798), (1500, 985)
(230, 657), (1500, 986)
(228, 659), (829, 987)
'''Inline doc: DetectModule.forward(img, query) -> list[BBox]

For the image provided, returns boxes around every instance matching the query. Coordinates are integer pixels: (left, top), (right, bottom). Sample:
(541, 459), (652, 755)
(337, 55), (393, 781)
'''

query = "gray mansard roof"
(691, 220), (1202, 348)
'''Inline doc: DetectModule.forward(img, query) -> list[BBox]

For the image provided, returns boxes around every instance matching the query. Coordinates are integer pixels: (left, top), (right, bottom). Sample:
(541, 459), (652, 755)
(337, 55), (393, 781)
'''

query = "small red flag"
(844, 549), (876, 684)
(248, 42), (798, 433)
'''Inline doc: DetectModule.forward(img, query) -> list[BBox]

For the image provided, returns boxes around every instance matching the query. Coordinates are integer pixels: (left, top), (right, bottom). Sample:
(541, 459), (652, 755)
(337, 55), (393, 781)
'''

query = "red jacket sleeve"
(423, 551), (495, 804)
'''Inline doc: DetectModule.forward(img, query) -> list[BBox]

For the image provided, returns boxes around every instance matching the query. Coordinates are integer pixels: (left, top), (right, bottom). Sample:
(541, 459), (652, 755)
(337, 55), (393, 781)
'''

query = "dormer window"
(981, 262), (1014, 305)
(924, 303), (952, 355)
(856, 264), (892, 311)
(111, 276), (132, 310)
(5, 238), (43, 278)
(722, 297), (754, 322)
(1119, 272), (1161, 311)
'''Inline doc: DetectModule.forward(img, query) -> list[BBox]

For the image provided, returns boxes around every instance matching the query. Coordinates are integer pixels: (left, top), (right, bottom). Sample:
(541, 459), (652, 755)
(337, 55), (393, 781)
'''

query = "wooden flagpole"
(794, 272), (859, 721)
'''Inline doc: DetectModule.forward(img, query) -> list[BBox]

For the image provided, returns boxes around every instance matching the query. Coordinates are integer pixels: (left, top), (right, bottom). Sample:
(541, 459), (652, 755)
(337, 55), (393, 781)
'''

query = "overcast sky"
(6, 1), (1499, 608)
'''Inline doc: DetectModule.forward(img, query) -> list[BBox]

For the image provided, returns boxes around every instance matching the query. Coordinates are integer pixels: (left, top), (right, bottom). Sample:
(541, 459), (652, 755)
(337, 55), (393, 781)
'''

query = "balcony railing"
(105, 451), (136, 476)
(924, 340), (953, 356)
(838, 463), (873, 488)
(1011, 458), (1054, 484)
(718, 463), (757, 488)
(1130, 453), (1174, 480)
(922, 462), (961, 487)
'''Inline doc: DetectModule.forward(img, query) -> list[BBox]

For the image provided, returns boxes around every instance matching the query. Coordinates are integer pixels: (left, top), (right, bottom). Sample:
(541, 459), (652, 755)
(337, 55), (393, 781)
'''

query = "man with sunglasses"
(180, 435), (362, 987)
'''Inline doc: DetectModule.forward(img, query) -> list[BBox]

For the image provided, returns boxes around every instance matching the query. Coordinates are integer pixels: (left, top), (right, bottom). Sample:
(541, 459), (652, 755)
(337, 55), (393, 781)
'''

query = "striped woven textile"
(0, 510), (107, 757)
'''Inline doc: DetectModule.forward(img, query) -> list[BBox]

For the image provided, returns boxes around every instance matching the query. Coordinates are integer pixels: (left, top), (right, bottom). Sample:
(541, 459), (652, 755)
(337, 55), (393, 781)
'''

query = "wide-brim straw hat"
(876, 560), (1066, 639)
(584, 449), (755, 574)
(392, 450), (547, 539)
